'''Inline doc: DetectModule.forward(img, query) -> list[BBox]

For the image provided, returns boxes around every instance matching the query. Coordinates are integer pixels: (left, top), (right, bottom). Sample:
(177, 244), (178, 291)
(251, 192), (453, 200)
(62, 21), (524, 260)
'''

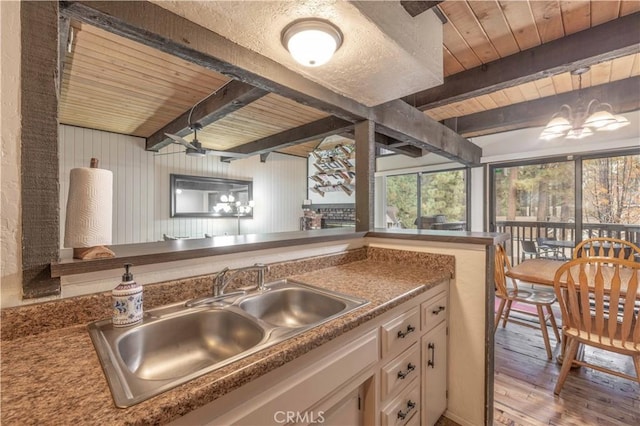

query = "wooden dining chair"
(552, 256), (640, 395)
(573, 237), (640, 260)
(494, 245), (561, 359)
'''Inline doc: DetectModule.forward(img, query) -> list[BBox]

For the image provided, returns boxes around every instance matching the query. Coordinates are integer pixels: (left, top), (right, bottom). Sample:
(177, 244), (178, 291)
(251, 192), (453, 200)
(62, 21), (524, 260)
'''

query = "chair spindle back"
(495, 245), (516, 298)
(553, 257), (639, 349)
(573, 237), (640, 261)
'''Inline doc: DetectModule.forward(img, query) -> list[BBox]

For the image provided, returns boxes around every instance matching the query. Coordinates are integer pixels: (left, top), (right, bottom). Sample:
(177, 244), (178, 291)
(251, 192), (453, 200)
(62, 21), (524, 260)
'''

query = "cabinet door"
(312, 386), (362, 425)
(422, 321), (447, 426)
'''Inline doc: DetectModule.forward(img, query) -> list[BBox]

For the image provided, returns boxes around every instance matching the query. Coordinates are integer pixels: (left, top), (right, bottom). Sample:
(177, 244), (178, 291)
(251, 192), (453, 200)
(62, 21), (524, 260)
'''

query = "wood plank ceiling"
(422, 0), (640, 136)
(59, 1), (640, 159)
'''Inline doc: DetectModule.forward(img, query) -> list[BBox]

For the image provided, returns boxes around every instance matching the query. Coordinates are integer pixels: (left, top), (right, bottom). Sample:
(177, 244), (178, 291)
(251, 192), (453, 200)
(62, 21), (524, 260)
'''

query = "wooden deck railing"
(495, 221), (640, 265)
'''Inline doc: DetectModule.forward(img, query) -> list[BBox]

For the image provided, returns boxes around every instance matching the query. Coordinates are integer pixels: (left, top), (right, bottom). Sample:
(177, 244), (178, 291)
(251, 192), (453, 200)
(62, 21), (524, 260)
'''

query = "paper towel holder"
(65, 158), (116, 260)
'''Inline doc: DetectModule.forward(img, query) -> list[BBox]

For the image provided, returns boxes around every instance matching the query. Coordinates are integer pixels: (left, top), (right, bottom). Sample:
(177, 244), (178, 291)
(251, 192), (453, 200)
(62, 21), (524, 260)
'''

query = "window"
(493, 161), (575, 223)
(582, 154), (640, 225)
(582, 153), (640, 240)
(421, 170), (466, 222)
(386, 173), (418, 229)
(490, 150), (639, 264)
(385, 169), (468, 230)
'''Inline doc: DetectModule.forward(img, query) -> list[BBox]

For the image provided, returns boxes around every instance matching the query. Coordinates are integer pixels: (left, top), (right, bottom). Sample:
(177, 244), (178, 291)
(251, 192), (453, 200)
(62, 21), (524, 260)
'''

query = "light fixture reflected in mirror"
(235, 200), (255, 235)
(282, 19), (343, 67)
(540, 67), (630, 141)
(170, 174), (252, 218)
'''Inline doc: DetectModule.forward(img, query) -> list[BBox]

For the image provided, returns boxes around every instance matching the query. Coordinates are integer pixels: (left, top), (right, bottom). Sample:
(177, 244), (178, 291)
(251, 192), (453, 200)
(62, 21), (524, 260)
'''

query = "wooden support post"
(354, 121), (375, 232)
(21, 0), (61, 298)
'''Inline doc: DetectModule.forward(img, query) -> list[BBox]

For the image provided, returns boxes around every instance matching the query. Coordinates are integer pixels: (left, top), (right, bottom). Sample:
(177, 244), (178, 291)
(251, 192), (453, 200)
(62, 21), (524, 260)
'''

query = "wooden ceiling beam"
(146, 80), (267, 151)
(60, 0), (482, 166)
(226, 116), (354, 157)
(341, 130), (424, 158)
(400, 1), (444, 18)
(373, 101), (482, 166)
(450, 77), (640, 137)
(407, 12), (640, 111)
(375, 133), (424, 158)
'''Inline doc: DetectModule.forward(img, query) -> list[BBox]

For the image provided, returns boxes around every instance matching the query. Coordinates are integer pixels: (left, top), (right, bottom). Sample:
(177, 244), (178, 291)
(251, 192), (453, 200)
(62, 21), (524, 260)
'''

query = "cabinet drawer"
(381, 343), (420, 400)
(404, 410), (421, 426)
(381, 307), (420, 357)
(421, 292), (448, 333)
(381, 380), (420, 426)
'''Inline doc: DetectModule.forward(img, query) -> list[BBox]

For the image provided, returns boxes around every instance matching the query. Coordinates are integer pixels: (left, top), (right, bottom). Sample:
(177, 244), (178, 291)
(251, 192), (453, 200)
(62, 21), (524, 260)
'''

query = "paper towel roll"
(64, 167), (113, 248)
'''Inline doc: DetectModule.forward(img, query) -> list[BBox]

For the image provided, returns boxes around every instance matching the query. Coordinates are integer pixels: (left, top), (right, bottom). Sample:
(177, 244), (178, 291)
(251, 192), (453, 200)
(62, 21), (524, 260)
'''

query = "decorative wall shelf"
(309, 144), (355, 197)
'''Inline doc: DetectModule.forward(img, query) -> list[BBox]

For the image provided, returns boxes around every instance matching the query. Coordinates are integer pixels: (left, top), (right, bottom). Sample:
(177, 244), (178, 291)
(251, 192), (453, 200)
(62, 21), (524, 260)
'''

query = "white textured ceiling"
(150, 0), (443, 107)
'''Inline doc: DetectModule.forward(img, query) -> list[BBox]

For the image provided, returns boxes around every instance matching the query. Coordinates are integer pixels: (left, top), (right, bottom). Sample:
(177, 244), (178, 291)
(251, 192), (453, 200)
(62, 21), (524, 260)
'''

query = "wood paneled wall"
(59, 125), (307, 246)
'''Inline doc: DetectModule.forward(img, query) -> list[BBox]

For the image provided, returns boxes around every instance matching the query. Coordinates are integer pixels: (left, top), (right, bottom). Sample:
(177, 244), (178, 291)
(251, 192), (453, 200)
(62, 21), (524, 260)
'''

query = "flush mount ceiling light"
(540, 67), (630, 141)
(282, 19), (343, 67)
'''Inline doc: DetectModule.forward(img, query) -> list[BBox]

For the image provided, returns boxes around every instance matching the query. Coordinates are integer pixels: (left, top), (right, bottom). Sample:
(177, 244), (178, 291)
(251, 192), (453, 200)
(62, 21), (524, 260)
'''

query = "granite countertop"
(1, 259), (450, 425)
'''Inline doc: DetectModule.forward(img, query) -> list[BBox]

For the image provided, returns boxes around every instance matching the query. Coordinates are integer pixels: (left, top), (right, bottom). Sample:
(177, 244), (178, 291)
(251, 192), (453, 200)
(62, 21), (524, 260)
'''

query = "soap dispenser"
(112, 263), (143, 327)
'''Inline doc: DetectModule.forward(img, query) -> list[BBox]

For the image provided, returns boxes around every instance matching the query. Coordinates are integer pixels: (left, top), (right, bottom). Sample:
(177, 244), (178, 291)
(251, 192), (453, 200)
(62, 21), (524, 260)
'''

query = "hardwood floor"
(493, 323), (639, 425)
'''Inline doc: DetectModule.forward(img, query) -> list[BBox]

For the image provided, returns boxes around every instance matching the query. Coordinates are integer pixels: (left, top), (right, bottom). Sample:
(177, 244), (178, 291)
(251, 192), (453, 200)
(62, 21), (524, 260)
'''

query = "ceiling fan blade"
(165, 133), (196, 150)
(153, 151), (183, 157)
(204, 149), (248, 158)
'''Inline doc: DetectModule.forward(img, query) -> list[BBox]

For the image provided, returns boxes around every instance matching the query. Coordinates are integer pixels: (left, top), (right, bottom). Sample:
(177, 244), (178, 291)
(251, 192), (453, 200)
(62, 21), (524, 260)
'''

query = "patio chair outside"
(537, 237), (566, 260)
(521, 240), (560, 262)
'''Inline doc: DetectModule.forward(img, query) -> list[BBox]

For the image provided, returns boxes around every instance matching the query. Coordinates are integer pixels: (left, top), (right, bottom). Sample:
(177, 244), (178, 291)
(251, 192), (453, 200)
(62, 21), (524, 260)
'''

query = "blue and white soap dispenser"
(112, 263), (143, 327)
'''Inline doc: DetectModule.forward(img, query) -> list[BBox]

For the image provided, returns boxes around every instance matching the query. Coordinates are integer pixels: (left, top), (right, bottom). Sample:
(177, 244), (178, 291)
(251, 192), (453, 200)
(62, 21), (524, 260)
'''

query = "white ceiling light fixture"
(540, 67), (630, 141)
(282, 19), (343, 67)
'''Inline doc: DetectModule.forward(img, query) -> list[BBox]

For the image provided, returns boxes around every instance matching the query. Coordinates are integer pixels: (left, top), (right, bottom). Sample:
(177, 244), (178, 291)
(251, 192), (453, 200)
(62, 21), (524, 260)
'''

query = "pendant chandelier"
(539, 67), (630, 141)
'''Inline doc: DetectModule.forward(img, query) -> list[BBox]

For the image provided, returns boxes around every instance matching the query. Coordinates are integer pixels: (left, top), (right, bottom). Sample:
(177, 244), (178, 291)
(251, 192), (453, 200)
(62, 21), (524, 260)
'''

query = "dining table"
(507, 258), (639, 295)
(506, 258), (640, 364)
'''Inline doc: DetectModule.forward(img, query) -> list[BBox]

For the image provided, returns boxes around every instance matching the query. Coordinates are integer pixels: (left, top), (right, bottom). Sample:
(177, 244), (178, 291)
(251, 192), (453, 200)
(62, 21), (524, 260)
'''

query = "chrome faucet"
(213, 263), (270, 296)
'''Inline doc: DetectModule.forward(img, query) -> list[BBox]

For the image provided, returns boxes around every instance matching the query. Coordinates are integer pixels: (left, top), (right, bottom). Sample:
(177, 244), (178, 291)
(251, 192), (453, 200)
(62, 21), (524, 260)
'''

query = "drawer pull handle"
(397, 325), (415, 339)
(397, 400), (416, 420)
(432, 306), (446, 315)
(428, 342), (435, 368)
(397, 363), (416, 379)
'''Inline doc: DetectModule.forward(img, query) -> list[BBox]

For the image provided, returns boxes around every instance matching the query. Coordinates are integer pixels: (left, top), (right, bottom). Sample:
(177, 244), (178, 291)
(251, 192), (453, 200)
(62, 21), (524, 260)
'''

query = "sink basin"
(88, 279), (367, 407)
(118, 310), (265, 380)
(240, 287), (347, 327)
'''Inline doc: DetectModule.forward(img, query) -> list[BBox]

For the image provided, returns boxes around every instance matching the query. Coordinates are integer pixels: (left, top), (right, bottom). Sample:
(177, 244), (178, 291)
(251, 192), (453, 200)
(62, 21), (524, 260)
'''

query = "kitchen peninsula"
(1, 229), (505, 425)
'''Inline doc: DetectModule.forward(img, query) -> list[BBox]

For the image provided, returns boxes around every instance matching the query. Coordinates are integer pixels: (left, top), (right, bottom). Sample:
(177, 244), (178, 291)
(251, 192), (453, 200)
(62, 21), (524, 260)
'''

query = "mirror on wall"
(170, 174), (254, 218)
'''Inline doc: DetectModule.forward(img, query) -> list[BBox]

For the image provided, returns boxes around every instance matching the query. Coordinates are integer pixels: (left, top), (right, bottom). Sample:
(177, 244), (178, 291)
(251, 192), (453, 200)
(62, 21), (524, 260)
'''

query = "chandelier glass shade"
(540, 68), (630, 141)
(540, 100), (630, 141)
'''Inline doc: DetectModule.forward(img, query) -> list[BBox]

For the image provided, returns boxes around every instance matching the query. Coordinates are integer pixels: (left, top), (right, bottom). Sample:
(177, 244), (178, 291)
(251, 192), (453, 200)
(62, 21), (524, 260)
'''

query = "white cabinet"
(380, 280), (449, 426)
(420, 284), (448, 426)
(422, 321), (448, 426)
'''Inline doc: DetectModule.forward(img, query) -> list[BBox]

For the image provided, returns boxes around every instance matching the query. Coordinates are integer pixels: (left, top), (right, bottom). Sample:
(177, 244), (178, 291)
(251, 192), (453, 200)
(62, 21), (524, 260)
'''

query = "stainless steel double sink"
(88, 279), (368, 407)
